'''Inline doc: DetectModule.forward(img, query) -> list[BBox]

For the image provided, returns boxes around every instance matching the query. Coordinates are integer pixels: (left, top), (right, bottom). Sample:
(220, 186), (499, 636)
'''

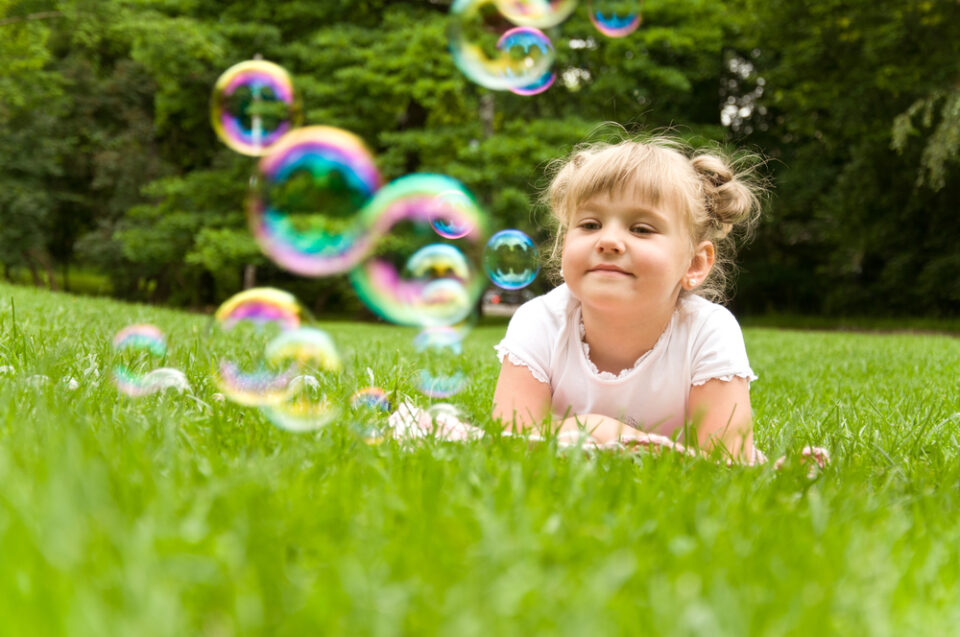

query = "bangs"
(558, 142), (700, 225)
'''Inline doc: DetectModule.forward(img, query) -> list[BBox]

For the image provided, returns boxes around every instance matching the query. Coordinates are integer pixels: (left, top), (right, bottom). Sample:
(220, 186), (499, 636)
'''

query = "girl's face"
(561, 189), (701, 316)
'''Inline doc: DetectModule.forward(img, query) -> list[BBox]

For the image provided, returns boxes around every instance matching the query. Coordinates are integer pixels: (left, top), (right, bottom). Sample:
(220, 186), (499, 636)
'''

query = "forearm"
(697, 423), (755, 463)
(556, 413), (645, 444)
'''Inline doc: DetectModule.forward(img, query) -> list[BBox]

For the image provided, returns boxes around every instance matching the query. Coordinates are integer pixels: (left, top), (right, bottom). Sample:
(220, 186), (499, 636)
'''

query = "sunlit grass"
(0, 282), (958, 635)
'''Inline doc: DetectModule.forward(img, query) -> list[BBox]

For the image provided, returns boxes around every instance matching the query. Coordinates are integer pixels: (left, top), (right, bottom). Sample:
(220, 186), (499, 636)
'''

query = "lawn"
(0, 281), (958, 636)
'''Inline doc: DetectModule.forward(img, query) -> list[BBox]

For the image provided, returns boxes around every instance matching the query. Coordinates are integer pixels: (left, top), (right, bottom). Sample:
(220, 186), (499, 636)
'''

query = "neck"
(580, 299), (677, 374)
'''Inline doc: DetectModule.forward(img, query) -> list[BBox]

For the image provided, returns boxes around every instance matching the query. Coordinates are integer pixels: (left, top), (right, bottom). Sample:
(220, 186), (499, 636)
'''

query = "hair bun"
(690, 153), (760, 238)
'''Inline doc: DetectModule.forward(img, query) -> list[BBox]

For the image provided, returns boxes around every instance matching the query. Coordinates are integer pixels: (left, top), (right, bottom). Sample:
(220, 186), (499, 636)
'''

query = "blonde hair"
(543, 133), (766, 305)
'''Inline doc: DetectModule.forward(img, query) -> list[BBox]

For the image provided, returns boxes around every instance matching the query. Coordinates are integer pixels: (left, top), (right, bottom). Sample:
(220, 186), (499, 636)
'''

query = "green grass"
(0, 281), (958, 636)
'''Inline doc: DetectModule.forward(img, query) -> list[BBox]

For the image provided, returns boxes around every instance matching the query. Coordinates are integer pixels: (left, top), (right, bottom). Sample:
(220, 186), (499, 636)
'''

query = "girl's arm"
(687, 377), (756, 462)
(491, 360), (552, 433)
(492, 361), (649, 444)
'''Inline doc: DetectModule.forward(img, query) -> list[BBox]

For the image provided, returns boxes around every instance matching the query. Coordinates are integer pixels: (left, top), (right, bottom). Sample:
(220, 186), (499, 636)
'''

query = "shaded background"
(0, 0), (958, 318)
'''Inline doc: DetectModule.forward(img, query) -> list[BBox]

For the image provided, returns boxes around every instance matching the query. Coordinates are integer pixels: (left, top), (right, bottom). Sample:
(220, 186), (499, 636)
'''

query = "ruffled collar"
(577, 308), (676, 380)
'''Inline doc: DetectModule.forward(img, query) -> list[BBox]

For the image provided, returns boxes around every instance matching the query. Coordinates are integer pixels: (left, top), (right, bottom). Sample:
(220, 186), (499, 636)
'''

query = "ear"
(683, 241), (715, 290)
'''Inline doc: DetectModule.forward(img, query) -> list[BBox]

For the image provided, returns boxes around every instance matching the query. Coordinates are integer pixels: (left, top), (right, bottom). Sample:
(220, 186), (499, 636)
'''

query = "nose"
(596, 225), (625, 253)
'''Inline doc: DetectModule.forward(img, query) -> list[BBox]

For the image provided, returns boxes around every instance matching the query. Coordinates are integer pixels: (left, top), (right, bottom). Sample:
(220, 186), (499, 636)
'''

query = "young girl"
(391, 135), (828, 468)
(491, 135), (763, 462)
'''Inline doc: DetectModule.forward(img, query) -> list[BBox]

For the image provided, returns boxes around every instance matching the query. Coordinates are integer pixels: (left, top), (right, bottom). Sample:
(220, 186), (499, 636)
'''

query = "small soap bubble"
(258, 327), (343, 432)
(349, 174), (489, 328)
(351, 386), (392, 412)
(414, 326), (468, 399)
(349, 387), (392, 444)
(494, 0), (578, 28)
(483, 229), (540, 290)
(588, 0), (641, 37)
(448, 0), (556, 91)
(430, 190), (475, 239)
(210, 288), (306, 406)
(112, 324), (171, 397)
(211, 59), (300, 156)
(499, 27), (556, 96)
(248, 126), (382, 277)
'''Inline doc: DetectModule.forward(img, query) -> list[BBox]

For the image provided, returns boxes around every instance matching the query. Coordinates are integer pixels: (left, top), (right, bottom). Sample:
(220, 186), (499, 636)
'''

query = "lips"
(588, 264), (632, 276)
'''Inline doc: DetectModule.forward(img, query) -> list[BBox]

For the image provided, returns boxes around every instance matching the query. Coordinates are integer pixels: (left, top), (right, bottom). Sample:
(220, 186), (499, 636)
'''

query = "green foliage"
(1, 0), (958, 316)
(892, 87), (960, 191)
(730, 0), (960, 316)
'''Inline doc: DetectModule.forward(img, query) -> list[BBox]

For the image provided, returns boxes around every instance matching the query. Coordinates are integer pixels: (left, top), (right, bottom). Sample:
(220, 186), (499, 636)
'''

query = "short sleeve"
(690, 306), (758, 386)
(493, 297), (556, 385)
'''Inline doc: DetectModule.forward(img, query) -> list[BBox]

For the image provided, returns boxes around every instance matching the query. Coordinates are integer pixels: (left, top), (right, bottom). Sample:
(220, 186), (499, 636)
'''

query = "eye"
(578, 220), (601, 230)
(631, 225), (654, 234)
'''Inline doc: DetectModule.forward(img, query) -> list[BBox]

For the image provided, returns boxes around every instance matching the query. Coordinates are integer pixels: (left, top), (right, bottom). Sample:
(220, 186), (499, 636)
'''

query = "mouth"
(587, 265), (633, 276)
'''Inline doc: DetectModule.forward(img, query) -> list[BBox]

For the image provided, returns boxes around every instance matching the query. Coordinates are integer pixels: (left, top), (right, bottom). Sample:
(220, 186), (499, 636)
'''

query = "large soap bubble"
(349, 174), (489, 328)
(588, 0), (641, 37)
(210, 288), (307, 406)
(494, 0), (578, 28)
(248, 126), (382, 277)
(211, 59), (300, 156)
(449, 0), (556, 91)
(483, 229), (540, 289)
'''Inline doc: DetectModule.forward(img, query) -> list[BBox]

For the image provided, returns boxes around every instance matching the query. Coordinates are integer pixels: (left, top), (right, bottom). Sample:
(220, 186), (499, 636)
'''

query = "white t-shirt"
(494, 284), (758, 437)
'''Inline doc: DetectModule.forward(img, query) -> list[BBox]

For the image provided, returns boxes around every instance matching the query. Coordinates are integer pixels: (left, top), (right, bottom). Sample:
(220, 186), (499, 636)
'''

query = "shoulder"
(496, 285), (576, 384)
(678, 293), (743, 337)
(679, 294), (756, 383)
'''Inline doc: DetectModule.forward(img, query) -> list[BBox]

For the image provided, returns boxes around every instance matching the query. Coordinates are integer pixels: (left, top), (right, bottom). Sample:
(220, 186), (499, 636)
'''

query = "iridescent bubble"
(414, 326), (468, 399)
(448, 0), (556, 91)
(494, 0), (578, 28)
(248, 126), (382, 277)
(349, 174), (489, 327)
(509, 68), (556, 96)
(497, 27), (556, 96)
(430, 190), (475, 239)
(214, 287), (306, 330)
(483, 229), (540, 290)
(112, 324), (170, 396)
(211, 288), (305, 406)
(259, 327), (343, 432)
(588, 0), (641, 37)
(211, 60), (300, 156)
(351, 386), (392, 412)
(349, 387), (391, 443)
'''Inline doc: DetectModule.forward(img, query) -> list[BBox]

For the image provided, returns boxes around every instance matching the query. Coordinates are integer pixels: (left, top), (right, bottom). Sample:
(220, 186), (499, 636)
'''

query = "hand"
(387, 400), (484, 442)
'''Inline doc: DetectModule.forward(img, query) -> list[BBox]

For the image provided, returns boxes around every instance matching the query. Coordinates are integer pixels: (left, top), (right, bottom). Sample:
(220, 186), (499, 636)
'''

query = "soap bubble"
(588, 0), (641, 37)
(258, 327), (343, 432)
(483, 229), (540, 289)
(248, 126), (382, 276)
(349, 174), (489, 327)
(349, 386), (392, 443)
(498, 27), (556, 95)
(449, 0), (556, 91)
(494, 0), (578, 28)
(211, 59), (300, 156)
(430, 190), (475, 239)
(351, 386), (392, 412)
(210, 288), (306, 406)
(414, 326), (468, 399)
(112, 324), (170, 396)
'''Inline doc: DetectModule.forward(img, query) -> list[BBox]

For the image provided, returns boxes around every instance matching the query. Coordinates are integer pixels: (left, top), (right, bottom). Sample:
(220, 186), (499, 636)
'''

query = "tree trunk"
(480, 93), (495, 139)
(243, 264), (257, 289)
(29, 248), (59, 291)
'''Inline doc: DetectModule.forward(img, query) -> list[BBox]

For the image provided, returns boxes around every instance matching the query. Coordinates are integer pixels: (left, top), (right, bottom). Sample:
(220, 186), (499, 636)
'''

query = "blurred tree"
(729, 0), (960, 316)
